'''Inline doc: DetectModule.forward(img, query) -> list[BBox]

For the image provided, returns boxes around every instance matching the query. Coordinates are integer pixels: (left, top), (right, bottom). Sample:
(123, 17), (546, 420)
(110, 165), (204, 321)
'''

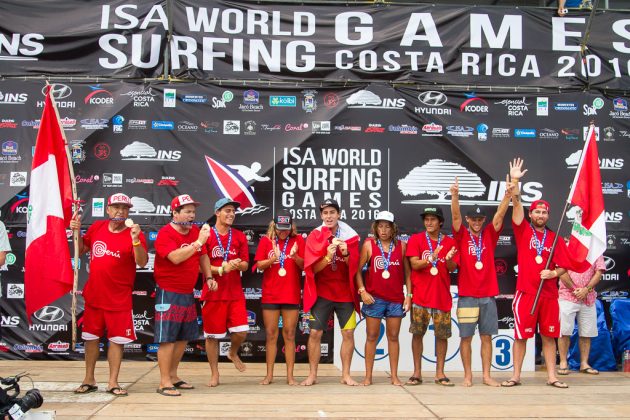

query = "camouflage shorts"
(409, 304), (452, 339)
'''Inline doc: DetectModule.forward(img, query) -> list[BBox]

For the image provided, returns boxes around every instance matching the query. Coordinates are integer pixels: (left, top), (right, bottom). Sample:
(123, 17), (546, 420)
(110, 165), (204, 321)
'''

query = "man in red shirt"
(70, 193), (148, 396)
(202, 197), (249, 387)
(450, 175), (512, 387)
(502, 158), (569, 389)
(406, 207), (458, 387)
(301, 199), (360, 386)
(154, 194), (212, 396)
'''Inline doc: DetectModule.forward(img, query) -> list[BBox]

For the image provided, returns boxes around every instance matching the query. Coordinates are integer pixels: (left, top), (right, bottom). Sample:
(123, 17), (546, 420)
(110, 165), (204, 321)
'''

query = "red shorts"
(512, 290), (560, 339)
(201, 299), (249, 339)
(81, 305), (136, 344)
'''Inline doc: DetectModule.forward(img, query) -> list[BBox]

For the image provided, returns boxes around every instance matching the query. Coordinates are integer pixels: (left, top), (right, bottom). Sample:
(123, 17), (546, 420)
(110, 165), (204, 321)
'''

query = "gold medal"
(535, 255), (543, 264)
(278, 267), (287, 277)
(430, 266), (438, 276)
(124, 218), (134, 228)
(382, 270), (390, 279)
(475, 261), (483, 270)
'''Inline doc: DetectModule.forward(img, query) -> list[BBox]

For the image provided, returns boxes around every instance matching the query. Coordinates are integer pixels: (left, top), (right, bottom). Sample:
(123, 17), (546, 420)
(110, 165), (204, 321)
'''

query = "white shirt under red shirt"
(406, 232), (458, 312)
(512, 220), (559, 299)
(202, 227), (249, 301)
(452, 223), (501, 298)
(82, 220), (147, 311)
(254, 235), (305, 305)
(154, 224), (206, 294)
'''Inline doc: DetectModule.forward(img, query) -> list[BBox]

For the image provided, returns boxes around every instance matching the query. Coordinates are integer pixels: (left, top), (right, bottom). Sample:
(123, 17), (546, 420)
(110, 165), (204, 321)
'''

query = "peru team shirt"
(365, 238), (405, 303)
(154, 224), (206, 294)
(406, 232), (457, 312)
(512, 220), (559, 298)
(202, 228), (249, 301)
(453, 223), (501, 298)
(254, 235), (305, 304)
(82, 220), (147, 311)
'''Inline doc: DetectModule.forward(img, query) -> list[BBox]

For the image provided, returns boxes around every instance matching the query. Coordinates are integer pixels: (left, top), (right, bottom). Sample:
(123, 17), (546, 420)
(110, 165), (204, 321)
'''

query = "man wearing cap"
(406, 206), (458, 387)
(70, 193), (148, 396)
(202, 197), (250, 387)
(154, 194), (212, 396)
(450, 175), (513, 387)
(301, 199), (361, 386)
(502, 158), (574, 389)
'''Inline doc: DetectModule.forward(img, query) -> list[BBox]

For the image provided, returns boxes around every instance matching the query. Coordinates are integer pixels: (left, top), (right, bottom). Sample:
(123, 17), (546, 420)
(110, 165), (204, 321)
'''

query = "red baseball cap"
(171, 194), (200, 211)
(530, 199), (550, 212)
(107, 193), (133, 208)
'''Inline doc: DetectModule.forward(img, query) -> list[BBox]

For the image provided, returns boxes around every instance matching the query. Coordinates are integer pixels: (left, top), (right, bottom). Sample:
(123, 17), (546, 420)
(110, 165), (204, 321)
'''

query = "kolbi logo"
(269, 95), (296, 107)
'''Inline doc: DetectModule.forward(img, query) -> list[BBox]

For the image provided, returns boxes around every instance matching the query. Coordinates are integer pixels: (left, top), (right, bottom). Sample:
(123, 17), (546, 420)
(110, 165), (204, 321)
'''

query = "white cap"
(375, 210), (394, 223)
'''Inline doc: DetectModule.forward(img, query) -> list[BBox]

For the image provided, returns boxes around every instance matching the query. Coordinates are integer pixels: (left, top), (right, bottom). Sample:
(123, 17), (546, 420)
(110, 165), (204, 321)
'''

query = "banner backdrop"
(0, 79), (628, 361)
(2, 1), (630, 89)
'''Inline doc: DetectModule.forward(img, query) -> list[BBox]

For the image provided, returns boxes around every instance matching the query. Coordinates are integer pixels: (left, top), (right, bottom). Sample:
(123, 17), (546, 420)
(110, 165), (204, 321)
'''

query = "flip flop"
(173, 380), (195, 389)
(156, 386), (181, 397)
(500, 379), (521, 387)
(547, 380), (569, 389)
(106, 387), (128, 397)
(557, 367), (570, 375)
(406, 376), (423, 386)
(434, 377), (455, 387)
(74, 384), (98, 394)
(580, 367), (599, 375)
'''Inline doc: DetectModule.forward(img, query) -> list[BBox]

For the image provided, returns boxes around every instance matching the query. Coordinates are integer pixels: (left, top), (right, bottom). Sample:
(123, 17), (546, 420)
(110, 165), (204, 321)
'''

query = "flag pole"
(530, 122), (595, 315)
(46, 82), (80, 350)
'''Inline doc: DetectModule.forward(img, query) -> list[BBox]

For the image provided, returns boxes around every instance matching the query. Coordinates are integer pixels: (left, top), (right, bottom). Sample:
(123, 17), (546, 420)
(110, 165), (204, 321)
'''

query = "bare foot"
(287, 378), (298, 386)
(483, 377), (501, 387)
(462, 379), (473, 387)
(227, 352), (246, 372)
(391, 377), (403, 386)
(207, 374), (220, 387)
(300, 376), (318, 386)
(361, 377), (372, 386)
(341, 377), (361, 386)
(259, 376), (273, 385)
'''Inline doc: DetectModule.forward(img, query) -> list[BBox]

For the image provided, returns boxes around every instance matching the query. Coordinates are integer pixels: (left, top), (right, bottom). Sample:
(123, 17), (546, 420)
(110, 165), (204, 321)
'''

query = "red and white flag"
(566, 125), (607, 265)
(25, 86), (74, 321)
(303, 220), (360, 313)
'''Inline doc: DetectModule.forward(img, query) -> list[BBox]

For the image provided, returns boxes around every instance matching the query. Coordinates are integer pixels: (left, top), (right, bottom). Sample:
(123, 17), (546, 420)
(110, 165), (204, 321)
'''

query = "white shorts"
(559, 299), (598, 338)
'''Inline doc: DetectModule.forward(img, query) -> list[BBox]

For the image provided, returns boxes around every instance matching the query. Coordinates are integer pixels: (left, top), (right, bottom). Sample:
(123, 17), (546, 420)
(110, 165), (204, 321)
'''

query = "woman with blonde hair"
(254, 210), (304, 385)
(356, 211), (411, 386)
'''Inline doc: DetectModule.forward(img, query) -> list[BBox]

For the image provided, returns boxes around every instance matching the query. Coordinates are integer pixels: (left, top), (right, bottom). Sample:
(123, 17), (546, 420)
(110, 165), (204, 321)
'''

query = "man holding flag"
(25, 85), (74, 321)
(300, 199), (360, 386)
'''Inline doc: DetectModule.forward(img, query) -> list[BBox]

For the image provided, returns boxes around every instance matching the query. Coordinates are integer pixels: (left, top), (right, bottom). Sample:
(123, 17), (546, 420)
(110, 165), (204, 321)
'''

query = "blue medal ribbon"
(529, 224), (547, 259)
(376, 238), (394, 273)
(468, 228), (483, 264)
(213, 227), (232, 263)
(425, 232), (442, 269)
(276, 237), (291, 270)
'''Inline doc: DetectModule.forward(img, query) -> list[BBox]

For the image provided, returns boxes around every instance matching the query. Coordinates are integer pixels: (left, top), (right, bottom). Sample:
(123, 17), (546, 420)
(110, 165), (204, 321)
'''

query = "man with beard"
(450, 173), (513, 387)
(154, 194), (211, 396)
(406, 207), (458, 387)
(202, 198), (250, 387)
(70, 193), (148, 396)
(301, 199), (360, 386)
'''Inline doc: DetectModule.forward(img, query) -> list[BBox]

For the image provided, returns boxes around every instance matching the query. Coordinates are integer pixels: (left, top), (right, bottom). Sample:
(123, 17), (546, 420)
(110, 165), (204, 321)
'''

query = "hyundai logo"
(34, 306), (65, 322)
(417, 91), (448, 107)
(42, 84), (72, 100)
(604, 256), (615, 271)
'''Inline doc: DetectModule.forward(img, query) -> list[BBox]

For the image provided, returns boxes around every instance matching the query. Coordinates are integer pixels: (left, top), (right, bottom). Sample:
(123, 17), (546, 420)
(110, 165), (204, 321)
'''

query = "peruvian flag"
(303, 220), (360, 313)
(566, 125), (607, 266)
(25, 86), (74, 321)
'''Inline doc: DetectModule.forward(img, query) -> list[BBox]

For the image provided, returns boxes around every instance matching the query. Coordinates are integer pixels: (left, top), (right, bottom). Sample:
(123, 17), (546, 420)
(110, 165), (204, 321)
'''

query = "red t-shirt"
(254, 235), (305, 304)
(453, 223), (501, 298)
(406, 232), (458, 312)
(202, 227), (249, 301)
(82, 220), (147, 311)
(365, 238), (405, 303)
(154, 224), (206, 294)
(315, 246), (353, 303)
(512, 220), (559, 298)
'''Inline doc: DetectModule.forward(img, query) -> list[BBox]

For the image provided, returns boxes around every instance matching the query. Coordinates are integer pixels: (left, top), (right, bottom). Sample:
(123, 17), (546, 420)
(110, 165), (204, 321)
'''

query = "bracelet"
(206, 277), (214, 281)
(324, 255), (332, 263)
(357, 287), (366, 295)
(587, 286), (594, 292)
(132, 240), (141, 247)
(406, 293), (413, 298)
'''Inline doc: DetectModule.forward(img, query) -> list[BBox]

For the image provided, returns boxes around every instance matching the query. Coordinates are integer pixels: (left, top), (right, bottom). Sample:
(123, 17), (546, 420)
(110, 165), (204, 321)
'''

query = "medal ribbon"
(331, 226), (341, 270)
(468, 228), (483, 264)
(212, 227), (232, 263)
(425, 232), (442, 270)
(276, 237), (291, 271)
(529, 224), (547, 259)
(376, 239), (394, 273)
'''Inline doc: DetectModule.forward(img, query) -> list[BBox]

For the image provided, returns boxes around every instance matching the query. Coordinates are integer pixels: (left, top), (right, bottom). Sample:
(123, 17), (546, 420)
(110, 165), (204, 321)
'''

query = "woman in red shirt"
(356, 211), (411, 386)
(254, 210), (304, 385)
